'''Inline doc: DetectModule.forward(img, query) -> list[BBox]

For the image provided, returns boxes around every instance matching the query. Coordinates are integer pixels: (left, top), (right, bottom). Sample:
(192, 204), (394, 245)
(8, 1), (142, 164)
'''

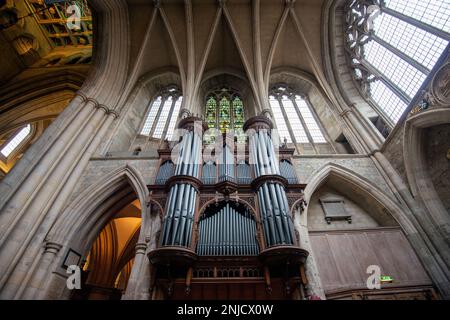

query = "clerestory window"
(346, 0), (450, 123)
(269, 85), (327, 145)
(1, 124), (32, 158)
(140, 87), (183, 141)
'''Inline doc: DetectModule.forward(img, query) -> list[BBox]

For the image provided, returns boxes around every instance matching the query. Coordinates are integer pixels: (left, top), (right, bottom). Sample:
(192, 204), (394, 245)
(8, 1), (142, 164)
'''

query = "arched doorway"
(71, 199), (142, 300)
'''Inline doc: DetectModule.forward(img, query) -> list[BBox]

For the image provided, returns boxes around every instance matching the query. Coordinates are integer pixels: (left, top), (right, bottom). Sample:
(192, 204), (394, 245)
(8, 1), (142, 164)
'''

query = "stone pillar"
(0, 96), (118, 300)
(122, 243), (149, 300)
(293, 209), (326, 299)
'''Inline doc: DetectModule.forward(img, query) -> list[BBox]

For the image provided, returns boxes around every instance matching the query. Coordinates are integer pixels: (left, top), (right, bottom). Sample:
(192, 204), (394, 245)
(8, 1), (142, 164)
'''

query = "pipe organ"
(148, 115), (308, 300)
(160, 118), (204, 247)
(197, 202), (259, 256)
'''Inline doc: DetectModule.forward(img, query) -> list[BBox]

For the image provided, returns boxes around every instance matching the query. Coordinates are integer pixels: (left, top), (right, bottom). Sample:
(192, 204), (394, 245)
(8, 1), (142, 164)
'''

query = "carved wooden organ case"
(147, 115), (308, 300)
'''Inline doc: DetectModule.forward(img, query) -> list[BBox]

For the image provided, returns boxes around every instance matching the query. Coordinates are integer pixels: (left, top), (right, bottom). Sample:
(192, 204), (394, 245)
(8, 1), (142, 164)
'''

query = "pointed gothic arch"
(38, 165), (152, 299)
(403, 107), (450, 240)
(301, 163), (415, 233)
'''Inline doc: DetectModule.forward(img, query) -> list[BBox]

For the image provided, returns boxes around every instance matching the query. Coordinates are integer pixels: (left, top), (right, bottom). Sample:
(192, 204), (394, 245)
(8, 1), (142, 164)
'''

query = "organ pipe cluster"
(280, 160), (298, 184)
(155, 161), (175, 185)
(249, 129), (295, 246)
(196, 203), (259, 256)
(161, 129), (202, 247)
(218, 145), (235, 182)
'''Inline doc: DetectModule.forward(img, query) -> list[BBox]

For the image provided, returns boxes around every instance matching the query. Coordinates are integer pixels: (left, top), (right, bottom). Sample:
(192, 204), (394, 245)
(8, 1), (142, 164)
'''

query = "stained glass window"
(25, 0), (93, 48)
(219, 97), (231, 133)
(204, 88), (245, 143)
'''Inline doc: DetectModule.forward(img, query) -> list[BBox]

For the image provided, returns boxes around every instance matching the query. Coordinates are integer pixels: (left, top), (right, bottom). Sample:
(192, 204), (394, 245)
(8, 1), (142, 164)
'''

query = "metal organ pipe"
(161, 125), (203, 247)
(176, 185), (192, 245)
(185, 187), (197, 246)
(196, 203), (259, 256)
(247, 118), (298, 248)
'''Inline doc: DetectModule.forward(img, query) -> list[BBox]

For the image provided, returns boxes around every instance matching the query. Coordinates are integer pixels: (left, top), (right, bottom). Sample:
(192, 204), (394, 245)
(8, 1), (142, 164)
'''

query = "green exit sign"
(380, 276), (393, 283)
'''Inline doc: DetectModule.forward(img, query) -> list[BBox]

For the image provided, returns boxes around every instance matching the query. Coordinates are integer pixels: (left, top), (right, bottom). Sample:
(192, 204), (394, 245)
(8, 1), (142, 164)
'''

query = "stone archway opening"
(71, 198), (142, 300)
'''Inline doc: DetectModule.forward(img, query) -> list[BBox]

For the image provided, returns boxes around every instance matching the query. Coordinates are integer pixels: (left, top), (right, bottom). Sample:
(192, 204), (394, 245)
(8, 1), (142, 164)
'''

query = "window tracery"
(140, 87), (183, 141)
(345, 0), (449, 123)
(269, 85), (327, 145)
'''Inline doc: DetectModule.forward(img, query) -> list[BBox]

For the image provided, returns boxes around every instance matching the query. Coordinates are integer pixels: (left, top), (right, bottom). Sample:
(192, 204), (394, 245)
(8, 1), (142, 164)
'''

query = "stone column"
(0, 97), (118, 300)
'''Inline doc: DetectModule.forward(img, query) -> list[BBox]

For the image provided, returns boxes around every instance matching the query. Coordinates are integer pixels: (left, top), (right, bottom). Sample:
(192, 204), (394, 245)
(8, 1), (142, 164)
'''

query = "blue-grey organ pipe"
(257, 190), (271, 245)
(219, 146), (235, 182)
(280, 160), (298, 184)
(202, 161), (216, 184)
(237, 161), (251, 184)
(196, 203), (259, 256)
(161, 129), (202, 247)
(161, 183), (198, 247)
(273, 182), (294, 244)
(155, 161), (175, 185)
(249, 128), (296, 247)
(175, 184), (192, 244)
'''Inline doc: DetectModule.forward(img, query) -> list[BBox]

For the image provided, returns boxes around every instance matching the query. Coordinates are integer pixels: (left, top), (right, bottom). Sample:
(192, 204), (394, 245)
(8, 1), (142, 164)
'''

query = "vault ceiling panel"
(204, 17), (246, 76)
(138, 13), (180, 79)
(271, 15), (313, 74)
(192, 2), (221, 71)
(162, 3), (188, 73)
(260, 0), (286, 70)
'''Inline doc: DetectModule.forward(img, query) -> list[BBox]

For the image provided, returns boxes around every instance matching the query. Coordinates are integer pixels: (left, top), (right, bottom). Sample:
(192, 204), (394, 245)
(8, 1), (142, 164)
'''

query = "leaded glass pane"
(373, 13), (448, 70)
(153, 97), (173, 139)
(295, 96), (327, 143)
(269, 95), (292, 143)
(1, 125), (31, 157)
(364, 40), (427, 98)
(141, 96), (162, 136)
(384, 0), (450, 33)
(370, 80), (408, 122)
(166, 96), (183, 141)
(281, 95), (309, 143)
(219, 97), (231, 133)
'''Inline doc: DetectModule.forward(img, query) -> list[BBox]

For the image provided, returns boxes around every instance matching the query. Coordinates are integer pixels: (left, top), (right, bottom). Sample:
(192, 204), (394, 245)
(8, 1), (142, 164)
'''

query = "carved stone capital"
(44, 241), (63, 255)
(135, 242), (148, 255)
(430, 62), (450, 106)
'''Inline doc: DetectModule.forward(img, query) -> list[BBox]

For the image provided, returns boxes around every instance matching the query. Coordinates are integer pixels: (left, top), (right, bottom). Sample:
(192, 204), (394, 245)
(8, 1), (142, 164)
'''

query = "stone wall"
(307, 185), (380, 231)
(426, 124), (450, 213)
(292, 155), (395, 198)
